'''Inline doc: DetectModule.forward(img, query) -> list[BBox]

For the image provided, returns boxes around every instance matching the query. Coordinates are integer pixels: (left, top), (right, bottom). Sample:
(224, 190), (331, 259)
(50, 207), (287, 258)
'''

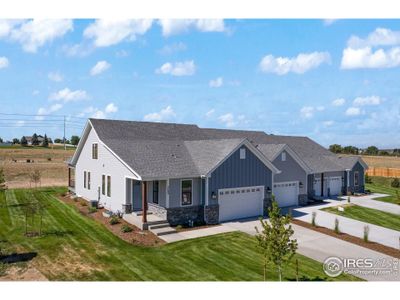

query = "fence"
(366, 167), (400, 178)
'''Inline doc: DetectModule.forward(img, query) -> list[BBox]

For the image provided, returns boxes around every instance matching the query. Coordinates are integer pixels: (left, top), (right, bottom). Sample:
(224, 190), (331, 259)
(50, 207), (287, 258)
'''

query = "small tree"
(42, 134), (49, 147)
(391, 178), (400, 188)
(255, 199), (298, 281)
(311, 211), (317, 227)
(21, 136), (28, 146)
(70, 135), (80, 146)
(334, 218), (340, 234)
(31, 133), (39, 146)
(329, 144), (342, 154)
(29, 169), (41, 188)
(0, 168), (7, 191)
(363, 225), (370, 242)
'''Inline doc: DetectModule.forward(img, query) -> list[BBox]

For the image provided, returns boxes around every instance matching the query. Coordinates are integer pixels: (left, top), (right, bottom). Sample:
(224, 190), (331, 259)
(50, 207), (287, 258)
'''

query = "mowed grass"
(323, 205), (400, 232)
(366, 176), (400, 205)
(0, 188), (358, 281)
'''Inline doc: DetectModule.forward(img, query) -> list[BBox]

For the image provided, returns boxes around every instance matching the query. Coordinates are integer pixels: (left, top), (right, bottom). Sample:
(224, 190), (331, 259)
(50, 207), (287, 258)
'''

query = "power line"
(0, 112), (88, 120)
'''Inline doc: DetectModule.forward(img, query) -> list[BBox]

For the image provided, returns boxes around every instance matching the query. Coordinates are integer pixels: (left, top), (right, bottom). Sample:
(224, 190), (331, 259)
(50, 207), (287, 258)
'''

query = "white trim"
(180, 178), (193, 207)
(270, 144), (312, 174)
(346, 169), (350, 187)
(205, 177), (209, 206)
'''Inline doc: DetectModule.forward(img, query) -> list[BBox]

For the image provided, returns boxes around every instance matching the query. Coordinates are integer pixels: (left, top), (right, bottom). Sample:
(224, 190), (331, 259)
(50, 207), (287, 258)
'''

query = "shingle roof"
(256, 144), (286, 161)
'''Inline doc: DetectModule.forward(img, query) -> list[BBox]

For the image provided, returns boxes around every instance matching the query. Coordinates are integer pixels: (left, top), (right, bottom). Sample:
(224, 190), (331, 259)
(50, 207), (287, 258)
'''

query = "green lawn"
(323, 204), (400, 232)
(366, 176), (400, 205)
(0, 188), (358, 281)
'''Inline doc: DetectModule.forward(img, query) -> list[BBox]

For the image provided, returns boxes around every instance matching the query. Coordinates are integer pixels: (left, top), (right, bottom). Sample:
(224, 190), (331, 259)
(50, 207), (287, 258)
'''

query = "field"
(0, 188), (358, 281)
(0, 146), (75, 189)
(361, 155), (400, 168)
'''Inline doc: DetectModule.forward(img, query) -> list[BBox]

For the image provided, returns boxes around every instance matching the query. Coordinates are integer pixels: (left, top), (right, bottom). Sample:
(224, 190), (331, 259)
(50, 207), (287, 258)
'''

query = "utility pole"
(63, 115), (66, 150)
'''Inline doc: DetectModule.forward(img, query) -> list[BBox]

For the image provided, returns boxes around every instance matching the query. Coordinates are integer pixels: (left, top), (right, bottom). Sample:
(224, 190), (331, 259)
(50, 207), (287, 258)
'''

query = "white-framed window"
(153, 181), (159, 204)
(240, 148), (246, 159)
(102, 174), (105, 195)
(92, 143), (98, 159)
(107, 175), (111, 197)
(181, 179), (192, 206)
(281, 152), (286, 161)
(354, 171), (359, 186)
(83, 171), (87, 189)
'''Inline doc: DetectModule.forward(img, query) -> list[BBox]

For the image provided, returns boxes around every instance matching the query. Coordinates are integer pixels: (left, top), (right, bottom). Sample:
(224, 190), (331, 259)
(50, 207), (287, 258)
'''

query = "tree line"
(329, 144), (400, 156)
(1, 134), (80, 147)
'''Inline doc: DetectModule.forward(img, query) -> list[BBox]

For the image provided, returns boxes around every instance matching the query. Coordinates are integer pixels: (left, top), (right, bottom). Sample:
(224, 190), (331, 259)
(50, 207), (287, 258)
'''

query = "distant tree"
(392, 149), (400, 156)
(31, 133), (39, 146)
(0, 137), (3, 143)
(42, 134), (49, 147)
(0, 168), (7, 191)
(21, 136), (28, 146)
(54, 138), (62, 143)
(343, 146), (359, 155)
(379, 150), (390, 156)
(71, 135), (80, 146)
(12, 138), (20, 144)
(365, 146), (379, 156)
(329, 144), (342, 154)
(29, 169), (41, 188)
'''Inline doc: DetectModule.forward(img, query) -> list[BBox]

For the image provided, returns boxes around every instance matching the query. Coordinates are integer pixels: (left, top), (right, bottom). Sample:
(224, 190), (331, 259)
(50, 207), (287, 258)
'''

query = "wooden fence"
(366, 167), (400, 178)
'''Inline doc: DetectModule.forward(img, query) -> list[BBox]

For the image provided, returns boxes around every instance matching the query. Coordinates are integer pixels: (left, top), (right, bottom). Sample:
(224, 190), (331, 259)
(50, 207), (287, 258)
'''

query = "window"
(240, 148), (246, 159)
(153, 181), (159, 204)
(83, 171), (87, 188)
(107, 176), (111, 197)
(102, 175), (105, 195)
(87, 172), (91, 190)
(181, 180), (192, 206)
(354, 171), (359, 186)
(92, 143), (98, 159)
(281, 152), (286, 161)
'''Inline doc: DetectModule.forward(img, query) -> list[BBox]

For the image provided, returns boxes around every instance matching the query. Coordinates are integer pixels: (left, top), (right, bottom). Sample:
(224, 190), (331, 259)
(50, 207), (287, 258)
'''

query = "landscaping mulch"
(292, 219), (400, 259)
(59, 193), (165, 247)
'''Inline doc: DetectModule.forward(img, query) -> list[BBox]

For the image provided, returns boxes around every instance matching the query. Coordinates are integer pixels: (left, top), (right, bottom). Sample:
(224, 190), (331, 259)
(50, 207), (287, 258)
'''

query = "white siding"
(75, 126), (139, 213)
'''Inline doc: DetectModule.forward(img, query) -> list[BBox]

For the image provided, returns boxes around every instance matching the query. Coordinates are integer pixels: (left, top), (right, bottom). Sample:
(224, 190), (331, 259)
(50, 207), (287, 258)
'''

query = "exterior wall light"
(299, 182), (303, 188)
(211, 191), (217, 200)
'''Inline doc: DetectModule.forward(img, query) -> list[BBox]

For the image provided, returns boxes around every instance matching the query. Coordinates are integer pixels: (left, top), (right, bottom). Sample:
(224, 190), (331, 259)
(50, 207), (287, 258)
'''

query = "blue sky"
(0, 19), (399, 148)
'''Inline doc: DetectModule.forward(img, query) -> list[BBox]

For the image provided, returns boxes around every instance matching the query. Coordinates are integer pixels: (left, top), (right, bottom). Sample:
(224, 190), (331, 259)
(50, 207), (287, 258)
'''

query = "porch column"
(346, 169), (350, 193)
(205, 177), (209, 206)
(141, 181), (148, 223)
(321, 173), (324, 197)
(166, 179), (170, 208)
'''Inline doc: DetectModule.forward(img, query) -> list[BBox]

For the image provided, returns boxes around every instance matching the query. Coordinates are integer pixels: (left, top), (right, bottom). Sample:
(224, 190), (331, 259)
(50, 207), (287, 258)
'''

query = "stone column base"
(204, 205), (219, 224)
(298, 194), (308, 206)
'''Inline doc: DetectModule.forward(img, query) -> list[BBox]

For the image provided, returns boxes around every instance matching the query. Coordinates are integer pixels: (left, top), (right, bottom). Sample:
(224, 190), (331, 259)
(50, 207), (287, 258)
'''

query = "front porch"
(68, 166), (75, 193)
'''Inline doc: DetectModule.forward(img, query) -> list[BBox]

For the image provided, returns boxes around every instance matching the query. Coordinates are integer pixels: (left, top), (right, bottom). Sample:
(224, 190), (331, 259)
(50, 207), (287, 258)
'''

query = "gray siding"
(345, 162), (365, 193)
(168, 177), (202, 208)
(209, 145), (273, 205)
(272, 150), (307, 195)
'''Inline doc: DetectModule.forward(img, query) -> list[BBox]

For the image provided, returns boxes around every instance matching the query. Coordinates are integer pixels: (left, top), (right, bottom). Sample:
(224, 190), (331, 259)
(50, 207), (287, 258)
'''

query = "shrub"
(176, 225), (183, 231)
(121, 224), (133, 233)
(391, 178), (400, 188)
(334, 218), (340, 234)
(80, 200), (87, 206)
(88, 207), (97, 214)
(109, 216), (120, 225)
(365, 174), (372, 184)
(311, 212), (317, 227)
(363, 225), (370, 242)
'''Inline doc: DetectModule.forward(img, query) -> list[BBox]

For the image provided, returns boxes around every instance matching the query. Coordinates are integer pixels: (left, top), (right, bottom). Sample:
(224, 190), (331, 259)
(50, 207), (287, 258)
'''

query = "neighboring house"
(23, 135), (52, 146)
(67, 119), (367, 226)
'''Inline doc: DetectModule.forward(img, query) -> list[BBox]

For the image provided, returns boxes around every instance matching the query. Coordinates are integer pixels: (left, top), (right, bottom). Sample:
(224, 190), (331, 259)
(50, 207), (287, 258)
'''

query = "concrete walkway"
(160, 225), (235, 243)
(339, 193), (400, 215)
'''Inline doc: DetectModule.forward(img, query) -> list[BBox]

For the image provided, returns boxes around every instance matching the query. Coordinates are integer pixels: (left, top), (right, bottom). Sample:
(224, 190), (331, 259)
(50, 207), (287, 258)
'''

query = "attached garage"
(328, 176), (342, 196)
(273, 181), (299, 207)
(218, 186), (264, 222)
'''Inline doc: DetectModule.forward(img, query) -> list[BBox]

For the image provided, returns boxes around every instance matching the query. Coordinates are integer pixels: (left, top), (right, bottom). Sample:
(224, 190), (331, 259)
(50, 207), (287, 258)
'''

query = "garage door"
(328, 177), (342, 196)
(273, 181), (298, 207)
(218, 186), (264, 222)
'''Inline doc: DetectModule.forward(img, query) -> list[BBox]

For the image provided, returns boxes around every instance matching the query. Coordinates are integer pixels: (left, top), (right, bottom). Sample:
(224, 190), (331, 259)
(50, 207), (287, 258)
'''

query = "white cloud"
(90, 60), (111, 76)
(323, 120), (334, 127)
(300, 106), (315, 119)
(209, 77), (223, 88)
(84, 19), (153, 47)
(61, 43), (93, 57)
(155, 60), (196, 76)
(115, 49), (129, 57)
(218, 113), (236, 127)
(259, 51), (331, 75)
(353, 95), (381, 106)
(158, 42), (187, 55)
(49, 88), (89, 103)
(345, 107), (361, 116)
(0, 20), (23, 37)
(105, 102), (118, 113)
(36, 103), (63, 120)
(143, 106), (176, 122)
(323, 19), (337, 26)
(4, 19), (73, 53)
(332, 98), (346, 106)
(0, 56), (9, 69)
(48, 71), (63, 82)
(347, 28), (400, 49)
(158, 19), (226, 37)
(205, 109), (215, 117)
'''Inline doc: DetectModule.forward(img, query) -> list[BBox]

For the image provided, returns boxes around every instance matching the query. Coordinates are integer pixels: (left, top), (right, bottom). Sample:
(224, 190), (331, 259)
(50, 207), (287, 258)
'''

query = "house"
(67, 118), (367, 226)
(23, 135), (52, 146)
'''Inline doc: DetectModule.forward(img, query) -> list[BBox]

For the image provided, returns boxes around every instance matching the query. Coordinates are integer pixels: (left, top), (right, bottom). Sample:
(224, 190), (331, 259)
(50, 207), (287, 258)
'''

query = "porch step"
(132, 210), (153, 217)
(150, 226), (177, 236)
(148, 222), (171, 230)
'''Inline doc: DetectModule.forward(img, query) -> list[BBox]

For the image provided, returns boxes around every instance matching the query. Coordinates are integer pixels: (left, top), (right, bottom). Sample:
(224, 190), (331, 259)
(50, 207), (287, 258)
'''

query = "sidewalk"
(339, 193), (400, 215)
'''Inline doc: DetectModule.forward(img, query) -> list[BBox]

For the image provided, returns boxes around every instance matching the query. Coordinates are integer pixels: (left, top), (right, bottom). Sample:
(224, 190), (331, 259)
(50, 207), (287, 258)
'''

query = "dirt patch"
(292, 219), (400, 259)
(0, 263), (48, 281)
(60, 194), (165, 247)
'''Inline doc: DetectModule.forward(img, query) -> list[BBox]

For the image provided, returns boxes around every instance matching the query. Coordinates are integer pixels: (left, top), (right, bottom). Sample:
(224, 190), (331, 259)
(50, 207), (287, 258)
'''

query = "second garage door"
(328, 177), (342, 196)
(218, 186), (264, 222)
(273, 181), (299, 207)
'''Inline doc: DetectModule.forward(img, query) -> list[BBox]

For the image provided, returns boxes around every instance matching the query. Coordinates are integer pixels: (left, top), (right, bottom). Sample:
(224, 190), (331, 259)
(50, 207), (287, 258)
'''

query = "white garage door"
(273, 181), (298, 207)
(218, 186), (264, 222)
(328, 177), (342, 196)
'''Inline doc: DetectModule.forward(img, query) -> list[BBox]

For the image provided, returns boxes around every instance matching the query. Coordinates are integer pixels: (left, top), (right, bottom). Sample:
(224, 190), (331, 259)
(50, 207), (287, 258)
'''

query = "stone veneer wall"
(166, 205), (204, 226)
(148, 203), (167, 219)
(204, 205), (219, 224)
(298, 194), (308, 206)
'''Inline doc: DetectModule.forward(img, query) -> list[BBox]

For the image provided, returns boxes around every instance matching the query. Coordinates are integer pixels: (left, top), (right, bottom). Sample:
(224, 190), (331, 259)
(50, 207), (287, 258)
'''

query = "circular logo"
(323, 256), (344, 277)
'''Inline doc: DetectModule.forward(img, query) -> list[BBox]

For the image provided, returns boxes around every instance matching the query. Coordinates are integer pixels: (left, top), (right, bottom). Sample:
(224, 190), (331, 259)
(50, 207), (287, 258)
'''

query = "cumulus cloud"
(144, 106), (176, 122)
(259, 51), (331, 75)
(84, 19), (153, 47)
(36, 103), (63, 120)
(80, 103), (119, 119)
(0, 56), (9, 69)
(155, 60), (196, 76)
(158, 19), (226, 37)
(341, 28), (400, 69)
(332, 98), (346, 106)
(105, 102), (118, 113)
(1, 19), (73, 53)
(300, 106), (324, 119)
(48, 71), (63, 82)
(90, 60), (111, 76)
(49, 88), (89, 103)
(345, 107), (361, 116)
(353, 95), (381, 106)
(209, 77), (223, 88)
(217, 113), (248, 128)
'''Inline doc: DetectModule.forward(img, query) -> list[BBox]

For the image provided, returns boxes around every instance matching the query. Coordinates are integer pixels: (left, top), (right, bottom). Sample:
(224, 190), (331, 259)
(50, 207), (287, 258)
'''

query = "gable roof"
(336, 155), (369, 170)
(256, 144), (286, 161)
